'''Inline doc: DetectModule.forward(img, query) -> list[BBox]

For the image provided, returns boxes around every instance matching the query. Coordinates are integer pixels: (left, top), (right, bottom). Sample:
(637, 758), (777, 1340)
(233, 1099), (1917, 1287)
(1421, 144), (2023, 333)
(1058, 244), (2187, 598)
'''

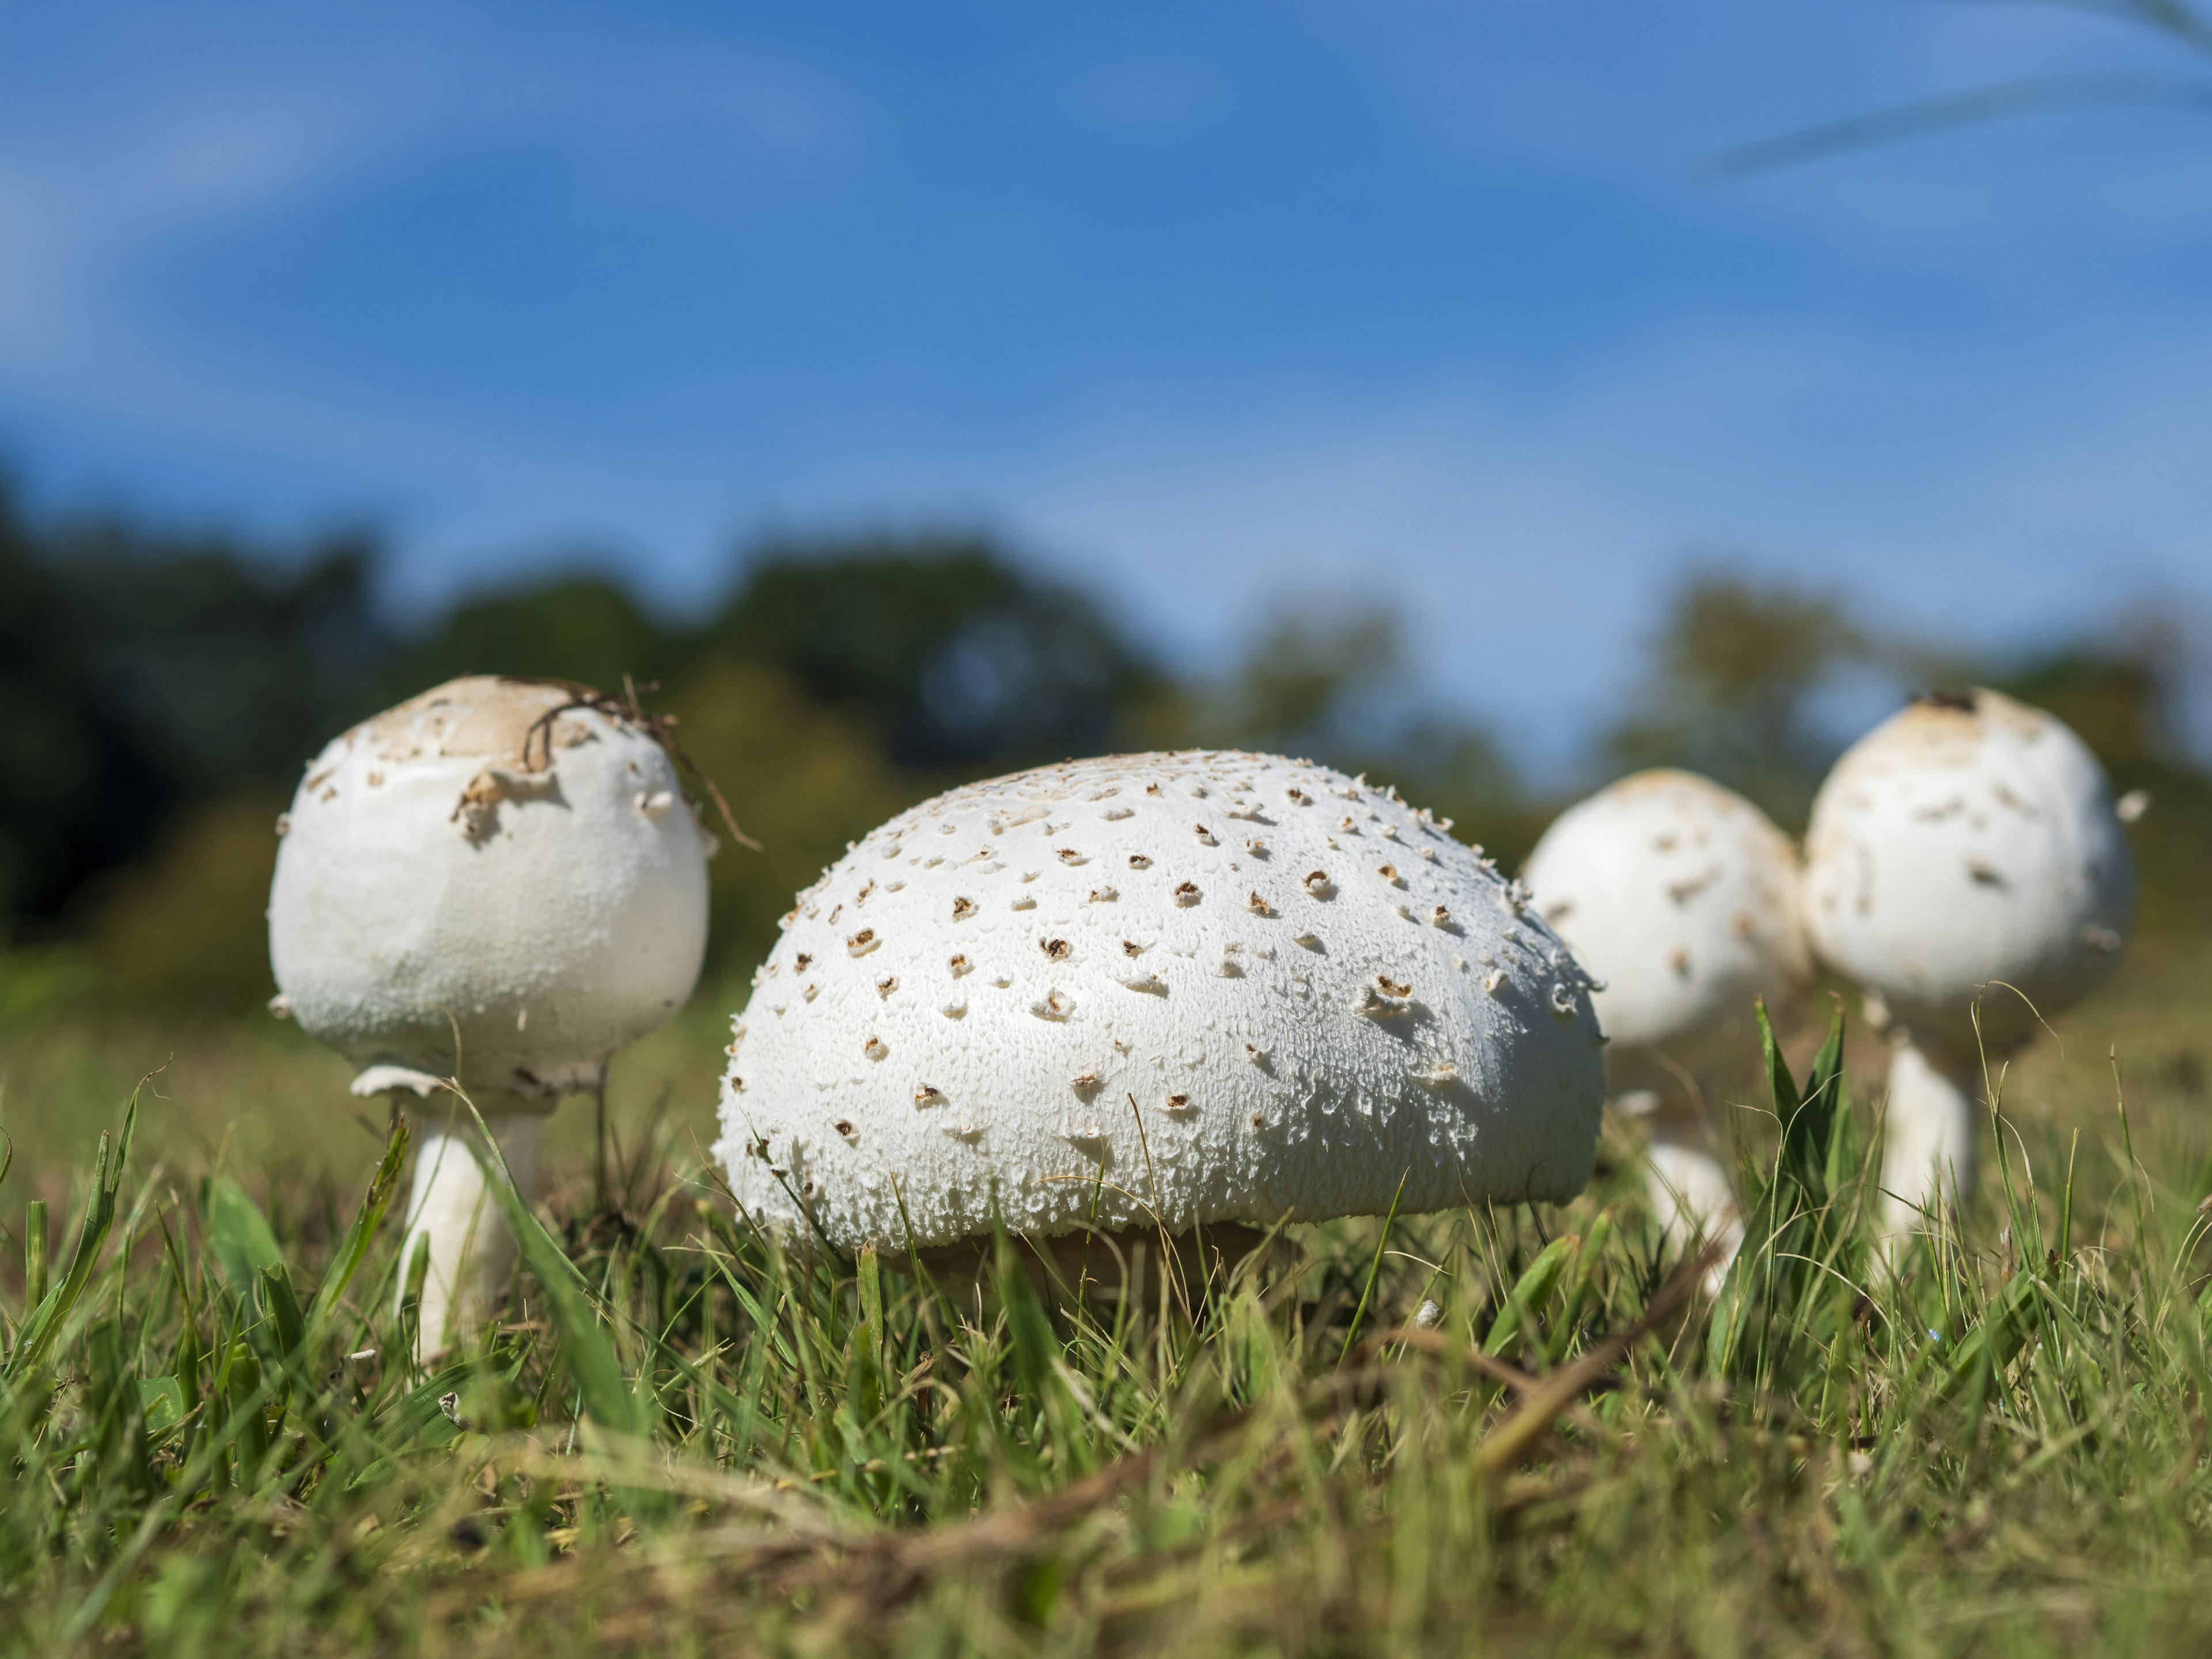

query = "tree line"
(2, 481), (2203, 1014)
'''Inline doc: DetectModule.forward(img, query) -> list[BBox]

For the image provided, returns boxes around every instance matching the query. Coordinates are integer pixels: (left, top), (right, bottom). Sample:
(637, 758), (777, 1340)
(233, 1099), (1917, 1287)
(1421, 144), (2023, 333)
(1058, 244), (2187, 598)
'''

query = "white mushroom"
(714, 752), (1604, 1255)
(267, 676), (715, 1351)
(1522, 769), (1810, 1271)
(1802, 689), (2134, 1238)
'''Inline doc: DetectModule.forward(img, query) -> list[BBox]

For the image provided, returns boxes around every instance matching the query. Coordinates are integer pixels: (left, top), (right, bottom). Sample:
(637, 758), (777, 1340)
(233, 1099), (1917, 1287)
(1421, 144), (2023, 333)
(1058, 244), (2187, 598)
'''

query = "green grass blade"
(459, 1097), (642, 1437)
(305, 1113), (411, 1342)
(5, 1091), (138, 1380)
(206, 1175), (285, 1303)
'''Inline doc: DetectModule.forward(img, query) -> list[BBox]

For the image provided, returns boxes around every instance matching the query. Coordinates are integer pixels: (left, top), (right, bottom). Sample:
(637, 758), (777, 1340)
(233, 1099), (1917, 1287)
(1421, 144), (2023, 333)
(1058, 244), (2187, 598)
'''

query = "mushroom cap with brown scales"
(1521, 768), (1812, 1088)
(1802, 688), (2134, 1063)
(714, 751), (1605, 1252)
(268, 676), (715, 1101)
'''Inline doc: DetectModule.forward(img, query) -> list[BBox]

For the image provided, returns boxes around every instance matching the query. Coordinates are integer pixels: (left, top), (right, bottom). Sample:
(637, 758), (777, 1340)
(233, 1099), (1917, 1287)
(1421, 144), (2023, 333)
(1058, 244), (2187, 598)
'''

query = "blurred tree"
(81, 791), (287, 1016)
(660, 658), (918, 976)
(0, 490), (169, 923)
(704, 535), (1162, 772)
(382, 573), (678, 700)
(1198, 607), (1405, 757)
(47, 516), (391, 800)
(1149, 599), (1535, 863)
(1602, 565), (1872, 830)
(1997, 609), (2212, 937)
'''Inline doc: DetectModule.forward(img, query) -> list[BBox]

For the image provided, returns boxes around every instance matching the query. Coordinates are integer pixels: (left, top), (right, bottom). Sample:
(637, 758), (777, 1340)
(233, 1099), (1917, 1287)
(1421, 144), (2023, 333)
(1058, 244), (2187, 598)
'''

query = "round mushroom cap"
(268, 676), (714, 1101)
(714, 751), (1605, 1251)
(1802, 688), (2133, 1059)
(1522, 770), (1810, 1084)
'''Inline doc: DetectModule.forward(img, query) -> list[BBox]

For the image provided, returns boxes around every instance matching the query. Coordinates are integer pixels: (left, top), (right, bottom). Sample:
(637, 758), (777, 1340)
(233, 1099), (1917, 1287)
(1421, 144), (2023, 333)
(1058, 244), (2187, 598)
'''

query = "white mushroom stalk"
(715, 752), (1606, 1260)
(1802, 689), (2134, 1241)
(268, 676), (716, 1352)
(1522, 770), (1810, 1272)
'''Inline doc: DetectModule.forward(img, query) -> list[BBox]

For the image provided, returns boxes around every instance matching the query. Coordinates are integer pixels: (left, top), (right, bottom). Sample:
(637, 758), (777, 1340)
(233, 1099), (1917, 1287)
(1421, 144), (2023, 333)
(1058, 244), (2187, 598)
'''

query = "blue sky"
(3, 1), (2209, 764)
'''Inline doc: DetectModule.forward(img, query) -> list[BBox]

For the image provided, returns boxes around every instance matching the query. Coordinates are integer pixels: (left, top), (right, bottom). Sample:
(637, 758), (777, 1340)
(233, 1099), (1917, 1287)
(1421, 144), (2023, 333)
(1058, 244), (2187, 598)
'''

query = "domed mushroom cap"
(1802, 688), (2133, 1057)
(714, 751), (1605, 1251)
(1523, 770), (1810, 1068)
(268, 676), (714, 1100)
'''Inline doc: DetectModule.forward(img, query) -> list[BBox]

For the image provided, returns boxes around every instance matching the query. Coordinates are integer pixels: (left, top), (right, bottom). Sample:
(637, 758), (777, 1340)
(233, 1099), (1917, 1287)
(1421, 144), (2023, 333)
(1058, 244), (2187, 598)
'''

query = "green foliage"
(1997, 632), (2212, 937)
(661, 657), (918, 974)
(6, 995), (2212, 1654)
(381, 575), (678, 700)
(1146, 600), (1535, 867)
(705, 535), (1162, 769)
(1603, 565), (1873, 830)
(75, 794), (289, 1016)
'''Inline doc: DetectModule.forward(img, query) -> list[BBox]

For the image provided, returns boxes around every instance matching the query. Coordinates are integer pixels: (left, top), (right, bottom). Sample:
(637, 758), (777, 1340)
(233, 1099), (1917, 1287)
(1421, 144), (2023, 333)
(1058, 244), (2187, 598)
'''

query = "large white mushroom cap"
(1522, 769), (1810, 1080)
(714, 751), (1605, 1252)
(268, 676), (714, 1101)
(1802, 688), (2133, 1060)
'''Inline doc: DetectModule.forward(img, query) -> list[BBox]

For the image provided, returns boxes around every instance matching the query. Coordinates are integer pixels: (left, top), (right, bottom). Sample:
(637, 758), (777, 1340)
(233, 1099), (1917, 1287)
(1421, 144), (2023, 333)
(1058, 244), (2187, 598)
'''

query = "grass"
(3, 943), (2212, 1656)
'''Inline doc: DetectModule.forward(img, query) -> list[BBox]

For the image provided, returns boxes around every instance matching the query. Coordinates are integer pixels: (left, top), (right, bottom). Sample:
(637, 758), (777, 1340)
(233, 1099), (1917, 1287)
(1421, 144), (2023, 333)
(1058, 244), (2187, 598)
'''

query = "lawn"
(2, 940), (2210, 1656)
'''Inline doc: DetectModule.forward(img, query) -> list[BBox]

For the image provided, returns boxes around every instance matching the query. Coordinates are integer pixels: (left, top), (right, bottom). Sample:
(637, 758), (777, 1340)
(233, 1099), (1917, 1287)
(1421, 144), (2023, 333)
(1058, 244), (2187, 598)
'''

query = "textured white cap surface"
(714, 751), (1605, 1250)
(1522, 768), (1809, 1078)
(1802, 690), (2132, 1059)
(268, 676), (713, 1101)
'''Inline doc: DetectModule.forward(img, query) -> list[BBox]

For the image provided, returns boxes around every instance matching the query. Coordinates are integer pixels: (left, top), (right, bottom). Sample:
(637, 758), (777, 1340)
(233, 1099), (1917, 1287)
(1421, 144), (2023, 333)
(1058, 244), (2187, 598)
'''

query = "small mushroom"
(1523, 768), (1810, 1272)
(714, 751), (1604, 1258)
(267, 676), (713, 1357)
(1802, 690), (2135, 1239)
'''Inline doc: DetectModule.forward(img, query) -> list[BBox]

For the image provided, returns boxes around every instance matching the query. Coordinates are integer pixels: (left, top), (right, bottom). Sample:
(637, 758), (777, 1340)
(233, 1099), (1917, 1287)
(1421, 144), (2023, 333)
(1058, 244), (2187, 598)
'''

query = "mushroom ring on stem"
(1802, 688), (2134, 1235)
(268, 675), (717, 1346)
(715, 751), (1606, 1256)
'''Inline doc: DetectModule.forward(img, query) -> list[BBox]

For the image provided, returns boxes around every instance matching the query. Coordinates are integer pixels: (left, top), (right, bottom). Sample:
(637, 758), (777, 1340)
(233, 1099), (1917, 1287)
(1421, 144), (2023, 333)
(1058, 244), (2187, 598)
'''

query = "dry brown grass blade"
(503, 673), (763, 851)
(1473, 1235), (1726, 1482)
(1344, 1326), (1546, 1396)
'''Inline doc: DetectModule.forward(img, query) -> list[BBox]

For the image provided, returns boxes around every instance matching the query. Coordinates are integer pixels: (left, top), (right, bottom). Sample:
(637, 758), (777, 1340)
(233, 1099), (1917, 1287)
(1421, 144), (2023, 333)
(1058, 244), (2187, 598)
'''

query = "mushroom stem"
(397, 1112), (544, 1359)
(1643, 1127), (1741, 1290)
(1878, 1038), (1977, 1244)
